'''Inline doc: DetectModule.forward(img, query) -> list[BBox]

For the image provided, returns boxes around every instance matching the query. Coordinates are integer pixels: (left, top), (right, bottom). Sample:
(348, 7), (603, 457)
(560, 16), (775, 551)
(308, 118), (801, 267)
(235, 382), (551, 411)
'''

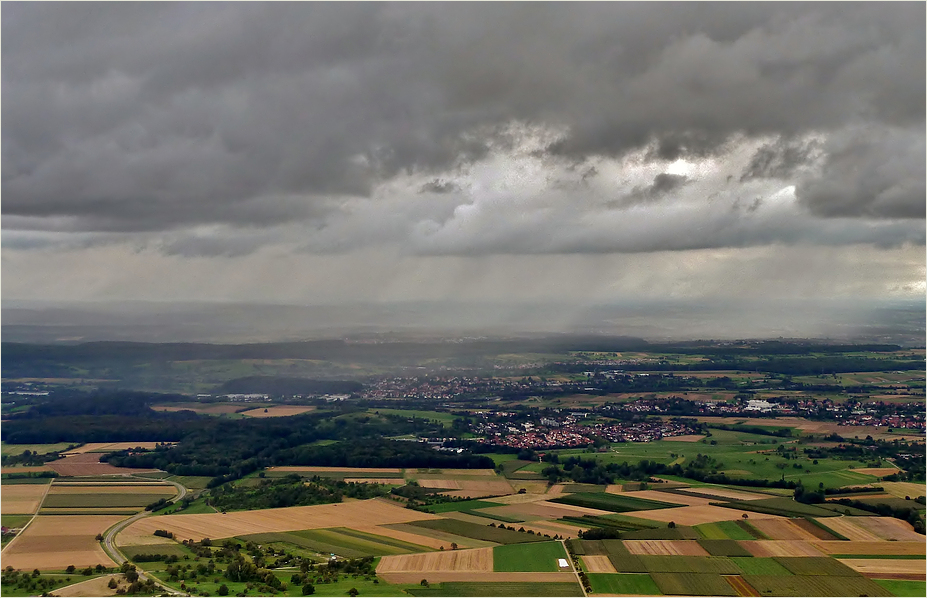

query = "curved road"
(100, 476), (188, 595)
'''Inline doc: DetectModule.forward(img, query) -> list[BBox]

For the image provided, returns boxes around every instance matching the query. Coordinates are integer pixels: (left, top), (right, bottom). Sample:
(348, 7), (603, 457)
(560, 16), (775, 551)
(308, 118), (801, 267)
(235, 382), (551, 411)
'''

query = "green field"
(370, 409), (459, 427)
(493, 541), (567, 572)
(1, 443), (74, 457)
(694, 521), (756, 540)
(743, 575), (892, 597)
(241, 527), (431, 558)
(875, 579), (927, 597)
(0, 476), (54, 485)
(408, 582), (584, 596)
(713, 497), (838, 518)
(731, 557), (793, 576)
(587, 573), (662, 595)
(1, 515), (32, 528)
(41, 493), (174, 508)
(551, 492), (681, 513)
(409, 519), (547, 544)
(649, 572), (738, 596)
(773, 557), (862, 577)
(696, 539), (753, 557)
(638, 556), (740, 574)
(426, 500), (505, 513)
(166, 475), (213, 490)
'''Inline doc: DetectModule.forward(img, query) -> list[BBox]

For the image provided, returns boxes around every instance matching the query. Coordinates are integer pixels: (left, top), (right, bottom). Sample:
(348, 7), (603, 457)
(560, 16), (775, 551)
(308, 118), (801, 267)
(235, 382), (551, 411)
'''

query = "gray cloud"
(796, 128), (926, 219)
(740, 137), (822, 181)
(2, 2), (924, 253)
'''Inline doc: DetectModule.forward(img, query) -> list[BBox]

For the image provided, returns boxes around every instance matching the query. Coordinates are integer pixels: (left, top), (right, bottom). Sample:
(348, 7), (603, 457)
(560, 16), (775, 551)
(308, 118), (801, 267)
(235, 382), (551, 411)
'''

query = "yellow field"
(417, 479), (513, 493)
(119, 498), (440, 543)
(812, 541), (925, 555)
(740, 540), (825, 558)
(0, 515), (124, 569)
(628, 505), (783, 526)
(240, 406), (316, 418)
(881, 481), (927, 499)
(377, 547), (493, 572)
(624, 540), (709, 556)
(1, 483), (48, 514)
(582, 555), (618, 573)
(838, 559), (927, 576)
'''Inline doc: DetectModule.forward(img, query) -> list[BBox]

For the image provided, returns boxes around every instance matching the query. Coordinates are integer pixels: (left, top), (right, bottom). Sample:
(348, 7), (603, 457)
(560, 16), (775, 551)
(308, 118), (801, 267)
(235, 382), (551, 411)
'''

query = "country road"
(100, 476), (188, 595)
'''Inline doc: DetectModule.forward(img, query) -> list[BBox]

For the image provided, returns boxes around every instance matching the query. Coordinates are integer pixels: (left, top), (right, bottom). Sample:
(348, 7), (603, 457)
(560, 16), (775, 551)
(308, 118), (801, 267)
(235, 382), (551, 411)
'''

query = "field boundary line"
(0, 476), (54, 556)
(562, 538), (588, 598)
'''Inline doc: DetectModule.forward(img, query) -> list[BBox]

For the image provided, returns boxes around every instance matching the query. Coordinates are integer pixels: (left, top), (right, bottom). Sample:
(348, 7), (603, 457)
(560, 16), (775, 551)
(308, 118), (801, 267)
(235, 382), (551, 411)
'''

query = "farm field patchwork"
(406, 580), (584, 595)
(0, 515), (124, 569)
(408, 518), (548, 544)
(837, 559), (927, 578)
(581, 555), (618, 573)
(739, 540), (826, 558)
(694, 521), (756, 540)
(742, 575), (892, 596)
(624, 540), (710, 556)
(0, 483), (48, 514)
(649, 572), (738, 596)
(492, 541), (567, 572)
(551, 492), (682, 513)
(811, 541), (925, 556)
(586, 573), (662, 595)
(120, 498), (440, 543)
(239, 405), (316, 417)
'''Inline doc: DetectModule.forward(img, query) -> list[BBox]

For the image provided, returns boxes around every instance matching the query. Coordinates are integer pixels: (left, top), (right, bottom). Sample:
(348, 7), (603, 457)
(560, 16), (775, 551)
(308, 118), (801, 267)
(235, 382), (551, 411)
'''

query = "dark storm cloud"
(796, 128), (926, 219)
(740, 137), (822, 181)
(2, 2), (924, 241)
(610, 173), (690, 209)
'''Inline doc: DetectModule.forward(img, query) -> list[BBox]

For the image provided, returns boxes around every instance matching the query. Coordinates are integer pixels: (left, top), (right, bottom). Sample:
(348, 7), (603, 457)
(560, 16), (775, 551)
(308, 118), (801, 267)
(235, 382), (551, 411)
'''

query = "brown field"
(1, 483), (48, 514)
(816, 517), (883, 541)
(479, 501), (611, 521)
(344, 478), (405, 485)
(42, 507), (148, 514)
(240, 405), (316, 418)
(383, 523), (492, 549)
(838, 559), (927, 576)
(1, 466), (53, 474)
(582, 555), (618, 573)
(47, 453), (157, 477)
(739, 540), (825, 558)
(727, 575), (760, 597)
(548, 484), (566, 494)
(811, 541), (925, 555)
(676, 487), (771, 501)
(377, 547), (492, 573)
(662, 435), (707, 442)
(0, 515), (124, 569)
(351, 525), (451, 550)
(52, 574), (123, 597)
(267, 466), (403, 474)
(119, 498), (440, 544)
(417, 479), (513, 493)
(152, 403), (248, 415)
(848, 516), (924, 541)
(410, 469), (498, 477)
(881, 481), (927, 499)
(48, 484), (176, 495)
(853, 467), (902, 477)
(789, 518), (839, 540)
(608, 490), (710, 506)
(685, 416), (924, 440)
(624, 540), (709, 556)
(378, 572), (577, 584)
(64, 442), (166, 454)
(628, 505), (782, 526)
(517, 520), (586, 539)
(747, 519), (820, 541)
(442, 511), (506, 527)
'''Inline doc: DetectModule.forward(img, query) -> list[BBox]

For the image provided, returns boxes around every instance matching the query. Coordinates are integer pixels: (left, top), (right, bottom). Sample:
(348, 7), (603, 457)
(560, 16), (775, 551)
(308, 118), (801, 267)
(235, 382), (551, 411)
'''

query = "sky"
(2, 2), (925, 315)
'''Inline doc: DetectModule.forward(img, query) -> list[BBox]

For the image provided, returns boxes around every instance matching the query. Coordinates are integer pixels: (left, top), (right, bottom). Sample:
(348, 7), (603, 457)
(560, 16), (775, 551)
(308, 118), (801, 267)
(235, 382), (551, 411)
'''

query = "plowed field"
(417, 479), (513, 493)
(0, 515), (124, 569)
(377, 547), (493, 572)
(582, 555), (618, 573)
(739, 540), (824, 558)
(848, 516), (924, 541)
(811, 541), (925, 555)
(628, 506), (782, 526)
(747, 519), (819, 541)
(119, 498), (440, 543)
(47, 453), (157, 476)
(1, 483), (48, 514)
(625, 540), (710, 556)
(838, 559), (926, 577)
